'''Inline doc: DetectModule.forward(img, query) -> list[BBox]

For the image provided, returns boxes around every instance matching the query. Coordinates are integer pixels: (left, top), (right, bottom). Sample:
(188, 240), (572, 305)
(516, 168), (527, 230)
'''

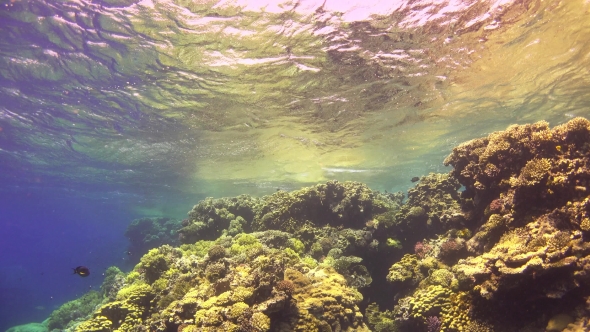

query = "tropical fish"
(72, 266), (90, 277)
(411, 176), (420, 182)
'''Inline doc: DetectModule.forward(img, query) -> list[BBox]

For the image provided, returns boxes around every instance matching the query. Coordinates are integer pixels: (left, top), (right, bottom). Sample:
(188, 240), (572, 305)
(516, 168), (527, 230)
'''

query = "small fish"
(411, 176), (420, 183)
(72, 266), (90, 277)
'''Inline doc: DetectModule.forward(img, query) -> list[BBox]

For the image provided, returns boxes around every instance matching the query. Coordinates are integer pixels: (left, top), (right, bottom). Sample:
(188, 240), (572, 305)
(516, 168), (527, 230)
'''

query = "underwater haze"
(2, 0), (590, 331)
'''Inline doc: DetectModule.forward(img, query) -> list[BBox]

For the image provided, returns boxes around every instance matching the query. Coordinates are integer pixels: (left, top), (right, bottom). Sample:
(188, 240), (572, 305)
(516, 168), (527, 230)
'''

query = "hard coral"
(387, 254), (422, 284)
(125, 217), (181, 258)
(488, 198), (504, 214)
(254, 180), (393, 232)
(445, 118), (590, 214)
(76, 228), (370, 332)
(205, 262), (226, 281)
(291, 267), (367, 331)
(438, 239), (464, 264)
(75, 281), (154, 332)
(207, 244), (226, 261)
(454, 212), (590, 300)
(47, 290), (102, 330)
(376, 173), (464, 245)
(101, 266), (126, 300)
(137, 245), (179, 283)
(274, 279), (295, 296)
(414, 241), (432, 259)
(513, 158), (552, 187)
(408, 285), (452, 319)
(179, 195), (260, 244)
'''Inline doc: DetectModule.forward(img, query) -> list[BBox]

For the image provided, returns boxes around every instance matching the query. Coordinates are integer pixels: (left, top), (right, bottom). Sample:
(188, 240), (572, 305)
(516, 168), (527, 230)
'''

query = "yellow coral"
(441, 291), (472, 331)
(125, 271), (141, 284)
(516, 158), (551, 186)
(199, 296), (218, 310)
(231, 286), (254, 303)
(116, 282), (152, 301)
(229, 233), (263, 257)
(76, 300), (145, 332)
(292, 267), (367, 331)
(75, 315), (112, 332)
(387, 254), (421, 283)
(250, 312), (271, 331)
(215, 291), (232, 306)
(427, 269), (455, 288)
(408, 285), (452, 319)
(225, 302), (249, 321)
(194, 306), (223, 326)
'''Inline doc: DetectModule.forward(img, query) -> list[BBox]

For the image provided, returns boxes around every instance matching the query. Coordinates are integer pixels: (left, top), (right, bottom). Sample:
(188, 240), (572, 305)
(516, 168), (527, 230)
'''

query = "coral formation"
(254, 181), (393, 233)
(47, 291), (102, 330)
(386, 254), (422, 284)
(380, 118), (590, 331)
(30, 117), (590, 332)
(125, 217), (182, 258)
(206, 244), (226, 261)
(101, 266), (126, 301)
(375, 173), (465, 247)
(178, 195), (260, 243)
(72, 229), (369, 332)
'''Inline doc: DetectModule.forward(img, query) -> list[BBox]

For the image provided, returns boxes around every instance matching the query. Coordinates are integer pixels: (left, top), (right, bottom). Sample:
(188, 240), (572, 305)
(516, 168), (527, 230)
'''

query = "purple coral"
(414, 241), (431, 258)
(426, 316), (442, 332)
(489, 198), (504, 213)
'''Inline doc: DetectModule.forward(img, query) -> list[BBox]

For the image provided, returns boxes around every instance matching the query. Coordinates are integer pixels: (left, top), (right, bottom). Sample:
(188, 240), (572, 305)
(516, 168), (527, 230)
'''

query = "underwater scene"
(2, 0), (590, 331)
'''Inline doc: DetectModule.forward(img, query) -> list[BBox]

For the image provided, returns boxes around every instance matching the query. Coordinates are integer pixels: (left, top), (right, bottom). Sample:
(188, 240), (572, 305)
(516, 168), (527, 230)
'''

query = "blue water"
(0, 187), (138, 331)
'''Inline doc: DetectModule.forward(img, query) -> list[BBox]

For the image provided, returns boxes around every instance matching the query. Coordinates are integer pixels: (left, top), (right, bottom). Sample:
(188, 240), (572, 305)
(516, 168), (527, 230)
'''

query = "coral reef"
(381, 118), (590, 331)
(73, 229), (369, 332)
(101, 266), (126, 301)
(386, 254), (422, 284)
(178, 181), (397, 246)
(178, 195), (260, 243)
(125, 217), (182, 257)
(375, 173), (465, 247)
(254, 181), (393, 233)
(47, 291), (102, 330)
(39, 117), (590, 332)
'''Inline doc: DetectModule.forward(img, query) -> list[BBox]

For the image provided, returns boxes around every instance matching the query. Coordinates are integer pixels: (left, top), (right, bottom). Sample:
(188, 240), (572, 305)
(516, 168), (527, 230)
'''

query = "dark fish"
(72, 266), (90, 277)
(411, 176), (420, 183)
